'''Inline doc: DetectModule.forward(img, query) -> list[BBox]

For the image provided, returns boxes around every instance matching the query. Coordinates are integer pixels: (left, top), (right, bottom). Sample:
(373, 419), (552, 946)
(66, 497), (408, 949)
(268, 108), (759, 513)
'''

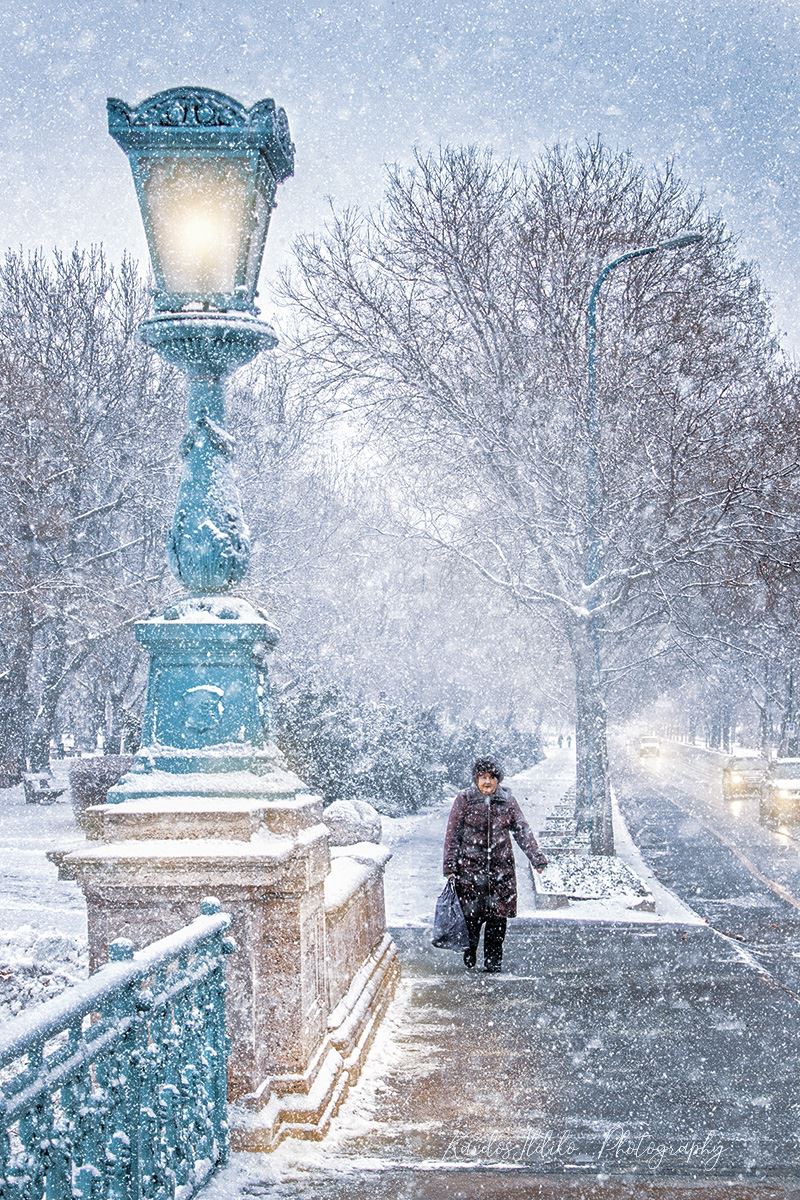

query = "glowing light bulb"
(177, 208), (221, 258)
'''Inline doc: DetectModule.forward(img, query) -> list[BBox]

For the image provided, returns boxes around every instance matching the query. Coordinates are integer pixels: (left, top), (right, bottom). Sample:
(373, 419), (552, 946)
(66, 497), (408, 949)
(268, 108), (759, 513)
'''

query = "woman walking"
(443, 757), (548, 973)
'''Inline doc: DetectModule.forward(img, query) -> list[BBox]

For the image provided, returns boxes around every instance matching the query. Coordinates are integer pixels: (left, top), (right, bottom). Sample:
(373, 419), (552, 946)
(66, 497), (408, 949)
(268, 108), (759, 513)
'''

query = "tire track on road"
(656, 787), (800, 913)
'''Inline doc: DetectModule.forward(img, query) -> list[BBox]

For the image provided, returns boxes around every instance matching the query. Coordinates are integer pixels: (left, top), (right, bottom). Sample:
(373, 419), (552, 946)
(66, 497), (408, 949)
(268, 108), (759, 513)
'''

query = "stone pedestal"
(51, 598), (398, 1146)
(52, 768), (399, 1146)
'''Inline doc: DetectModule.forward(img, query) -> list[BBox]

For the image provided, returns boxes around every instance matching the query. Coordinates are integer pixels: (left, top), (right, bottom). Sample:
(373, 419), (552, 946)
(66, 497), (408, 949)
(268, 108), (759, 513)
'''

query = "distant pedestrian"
(567, 734), (572, 749)
(557, 734), (563, 749)
(443, 757), (548, 973)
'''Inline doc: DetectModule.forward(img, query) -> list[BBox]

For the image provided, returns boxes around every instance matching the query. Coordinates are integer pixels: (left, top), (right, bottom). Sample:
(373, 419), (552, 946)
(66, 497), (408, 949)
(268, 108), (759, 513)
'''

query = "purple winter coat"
(443, 784), (547, 918)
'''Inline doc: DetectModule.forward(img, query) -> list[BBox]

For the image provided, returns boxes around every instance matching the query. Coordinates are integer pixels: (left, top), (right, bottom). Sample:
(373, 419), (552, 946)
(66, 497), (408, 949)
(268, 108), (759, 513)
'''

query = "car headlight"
(730, 772), (743, 784)
(778, 789), (793, 800)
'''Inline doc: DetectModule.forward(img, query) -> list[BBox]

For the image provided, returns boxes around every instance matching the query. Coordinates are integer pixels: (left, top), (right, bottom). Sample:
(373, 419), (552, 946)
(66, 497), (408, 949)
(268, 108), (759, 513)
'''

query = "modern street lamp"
(580, 231), (703, 852)
(107, 87), (294, 778)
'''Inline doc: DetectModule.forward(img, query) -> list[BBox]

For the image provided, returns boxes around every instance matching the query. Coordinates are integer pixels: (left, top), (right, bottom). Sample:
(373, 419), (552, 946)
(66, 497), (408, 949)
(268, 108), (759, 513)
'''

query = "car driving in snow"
(638, 735), (661, 758)
(721, 753), (766, 802)
(760, 757), (800, 827)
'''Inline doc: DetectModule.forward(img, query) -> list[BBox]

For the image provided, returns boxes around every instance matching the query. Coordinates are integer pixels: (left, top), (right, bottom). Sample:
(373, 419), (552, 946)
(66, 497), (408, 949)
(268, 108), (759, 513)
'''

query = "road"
(613, 741), (800, 999)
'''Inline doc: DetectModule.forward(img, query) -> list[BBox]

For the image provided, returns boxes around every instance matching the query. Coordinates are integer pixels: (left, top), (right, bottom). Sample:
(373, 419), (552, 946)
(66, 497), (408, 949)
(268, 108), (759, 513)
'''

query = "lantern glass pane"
(141, 155), (253, 299)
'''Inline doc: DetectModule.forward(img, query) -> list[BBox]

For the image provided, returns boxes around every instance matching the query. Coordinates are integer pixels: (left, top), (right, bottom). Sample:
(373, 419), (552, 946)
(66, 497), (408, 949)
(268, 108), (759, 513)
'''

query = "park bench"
(23, 772), (66, 805)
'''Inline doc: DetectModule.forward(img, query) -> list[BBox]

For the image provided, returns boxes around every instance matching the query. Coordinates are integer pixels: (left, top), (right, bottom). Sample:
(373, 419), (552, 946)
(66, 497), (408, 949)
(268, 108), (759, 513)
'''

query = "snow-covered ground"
(0, 747), (704, 1022)
(0, 760), (86, 936)
(0, 760), (88, 1017)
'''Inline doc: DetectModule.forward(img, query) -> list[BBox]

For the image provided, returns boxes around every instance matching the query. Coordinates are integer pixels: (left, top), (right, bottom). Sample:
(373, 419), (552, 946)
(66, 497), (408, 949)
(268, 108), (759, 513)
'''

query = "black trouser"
(463, 901), (507, 968)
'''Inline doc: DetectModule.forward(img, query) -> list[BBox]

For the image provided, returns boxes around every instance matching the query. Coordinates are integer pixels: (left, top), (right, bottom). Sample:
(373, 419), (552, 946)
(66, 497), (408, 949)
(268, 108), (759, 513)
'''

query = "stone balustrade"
(50, 769), (399, 1151)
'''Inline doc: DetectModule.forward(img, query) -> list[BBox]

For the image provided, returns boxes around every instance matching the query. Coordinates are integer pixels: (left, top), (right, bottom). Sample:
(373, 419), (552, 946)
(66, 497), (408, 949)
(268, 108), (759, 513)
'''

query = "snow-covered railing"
(0, 898), (234, 1200)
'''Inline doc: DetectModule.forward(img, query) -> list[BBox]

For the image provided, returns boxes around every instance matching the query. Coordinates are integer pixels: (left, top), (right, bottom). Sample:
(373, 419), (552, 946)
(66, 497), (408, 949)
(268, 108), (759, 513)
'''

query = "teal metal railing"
(0, 897), (235, 1200)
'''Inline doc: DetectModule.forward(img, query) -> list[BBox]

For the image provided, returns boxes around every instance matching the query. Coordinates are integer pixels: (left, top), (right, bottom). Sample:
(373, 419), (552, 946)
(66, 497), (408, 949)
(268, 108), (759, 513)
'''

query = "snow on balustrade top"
(324, 848), (391, 911)
(62, 834), (296, 862)
(110, 767), (310, 799)
(322, 799), (382, 846)
(329, 842), (392, 869)
(98, 788), (322, 812)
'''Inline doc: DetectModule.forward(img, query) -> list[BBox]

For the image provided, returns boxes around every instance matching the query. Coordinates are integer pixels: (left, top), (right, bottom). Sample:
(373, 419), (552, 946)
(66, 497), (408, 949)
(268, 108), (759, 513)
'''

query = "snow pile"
(0, 926), (88, 1020)
(323, 799), (382, 846)
(535, 852), (654, 910)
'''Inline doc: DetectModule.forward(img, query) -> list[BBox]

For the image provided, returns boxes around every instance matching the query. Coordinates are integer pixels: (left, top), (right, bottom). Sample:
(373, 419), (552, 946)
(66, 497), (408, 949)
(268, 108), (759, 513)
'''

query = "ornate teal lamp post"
(107, 87), (294, 780)
(51, 90), (397, 1145)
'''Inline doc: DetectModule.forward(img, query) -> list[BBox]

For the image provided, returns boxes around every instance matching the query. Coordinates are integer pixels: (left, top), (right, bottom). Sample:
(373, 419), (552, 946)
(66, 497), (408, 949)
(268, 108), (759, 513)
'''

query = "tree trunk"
(105, 690), (124, 756)
(570, 617), (614, 856)
(759, 658), (777, 758)
(779, 664), (797, 758)
(721, 703), (733, 753)
(27, 619), (69, 772)
(0, 603), (34, 785)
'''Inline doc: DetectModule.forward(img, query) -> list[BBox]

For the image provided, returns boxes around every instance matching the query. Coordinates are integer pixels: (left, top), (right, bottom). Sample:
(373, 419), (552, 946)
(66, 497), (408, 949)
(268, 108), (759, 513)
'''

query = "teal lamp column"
(107, 87), (294, 781)
(52, 87), (396, 1144)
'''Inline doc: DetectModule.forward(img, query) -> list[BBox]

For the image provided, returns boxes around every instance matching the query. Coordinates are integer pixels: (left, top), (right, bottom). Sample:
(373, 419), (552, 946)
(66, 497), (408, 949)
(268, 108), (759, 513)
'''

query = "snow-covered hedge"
(275, 681), (542, 815)
(69, 755), (133, 829)
(0, 927), (88, 1020)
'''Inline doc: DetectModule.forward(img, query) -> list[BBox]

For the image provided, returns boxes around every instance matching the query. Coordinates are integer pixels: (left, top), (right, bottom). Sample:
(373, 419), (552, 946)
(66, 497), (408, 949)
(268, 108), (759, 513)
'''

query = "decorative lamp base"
(139, 311), (277, 375)
(109, 596), (280, 787)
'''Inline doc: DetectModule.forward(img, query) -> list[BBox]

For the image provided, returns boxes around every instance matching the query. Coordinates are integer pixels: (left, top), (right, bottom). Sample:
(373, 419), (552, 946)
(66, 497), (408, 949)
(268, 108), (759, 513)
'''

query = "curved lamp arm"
(584, 231), (702, 583)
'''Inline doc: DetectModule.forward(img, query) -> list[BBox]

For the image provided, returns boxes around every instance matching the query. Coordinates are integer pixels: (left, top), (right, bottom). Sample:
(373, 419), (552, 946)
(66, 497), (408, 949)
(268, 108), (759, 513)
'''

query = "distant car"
(638, 736), (660, 758)
(722, 754), (766, 802)
(761, 757), (800, 826)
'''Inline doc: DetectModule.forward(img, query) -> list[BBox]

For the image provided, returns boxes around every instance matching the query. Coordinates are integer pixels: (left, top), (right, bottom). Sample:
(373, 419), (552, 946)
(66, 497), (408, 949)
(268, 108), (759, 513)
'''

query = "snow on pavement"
(0, 761), (86, 938)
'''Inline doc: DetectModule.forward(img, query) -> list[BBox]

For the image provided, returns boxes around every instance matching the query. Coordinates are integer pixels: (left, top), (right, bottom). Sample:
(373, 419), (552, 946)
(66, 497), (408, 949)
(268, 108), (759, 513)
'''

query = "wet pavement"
(206, 917), (800, 1198)
(614, 746), (800, 1000)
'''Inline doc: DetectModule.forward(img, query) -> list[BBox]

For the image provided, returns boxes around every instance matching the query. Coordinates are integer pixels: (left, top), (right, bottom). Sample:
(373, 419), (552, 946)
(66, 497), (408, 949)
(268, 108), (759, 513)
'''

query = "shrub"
(69, 755), (133, 830)
(275, 681), (541, 816)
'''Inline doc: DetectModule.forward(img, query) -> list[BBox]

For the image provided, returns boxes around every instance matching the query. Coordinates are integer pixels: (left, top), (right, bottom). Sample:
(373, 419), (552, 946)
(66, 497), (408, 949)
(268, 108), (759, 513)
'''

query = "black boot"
(483, 917), (507, 972)
(463, 948), (476, 969)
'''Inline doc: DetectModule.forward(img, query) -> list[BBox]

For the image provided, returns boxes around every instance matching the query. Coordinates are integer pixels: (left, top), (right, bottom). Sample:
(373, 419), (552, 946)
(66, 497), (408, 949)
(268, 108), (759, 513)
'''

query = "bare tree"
(282, 139), (791, 853)
(0, 248), (180, 776)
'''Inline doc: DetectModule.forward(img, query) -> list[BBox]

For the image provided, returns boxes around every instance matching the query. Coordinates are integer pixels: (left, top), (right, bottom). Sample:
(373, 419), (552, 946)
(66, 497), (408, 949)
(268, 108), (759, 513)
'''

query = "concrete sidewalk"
(206, 917), (800, 1198)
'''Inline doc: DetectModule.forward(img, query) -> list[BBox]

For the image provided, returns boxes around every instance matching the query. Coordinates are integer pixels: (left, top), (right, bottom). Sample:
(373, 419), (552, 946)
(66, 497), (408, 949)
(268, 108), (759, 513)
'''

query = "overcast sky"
(2, 0), (799, 348)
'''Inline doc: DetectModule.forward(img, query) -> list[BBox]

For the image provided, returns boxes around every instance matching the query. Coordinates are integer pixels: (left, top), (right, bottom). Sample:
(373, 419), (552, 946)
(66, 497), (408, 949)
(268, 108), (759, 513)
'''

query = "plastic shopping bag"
(431, 879), (470, 950)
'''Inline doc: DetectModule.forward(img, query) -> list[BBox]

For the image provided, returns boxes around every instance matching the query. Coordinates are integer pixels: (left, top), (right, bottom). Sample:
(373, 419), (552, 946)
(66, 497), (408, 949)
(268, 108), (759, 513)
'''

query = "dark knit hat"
(472, 757), (504, 783)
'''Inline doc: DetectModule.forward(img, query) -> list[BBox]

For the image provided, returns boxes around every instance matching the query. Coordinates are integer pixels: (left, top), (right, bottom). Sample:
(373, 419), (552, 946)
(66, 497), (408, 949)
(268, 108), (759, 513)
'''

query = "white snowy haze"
(4, 11), (800, 1186)
(1, 0), (799, 349)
